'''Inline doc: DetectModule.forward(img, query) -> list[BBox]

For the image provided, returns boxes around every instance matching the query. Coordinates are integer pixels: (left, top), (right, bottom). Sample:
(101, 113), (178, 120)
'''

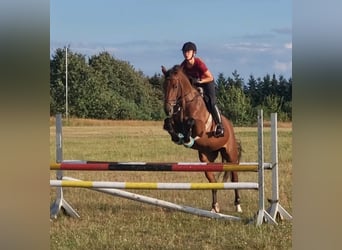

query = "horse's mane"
(162, 64), (186, 77)
(167, 65), (192, 86)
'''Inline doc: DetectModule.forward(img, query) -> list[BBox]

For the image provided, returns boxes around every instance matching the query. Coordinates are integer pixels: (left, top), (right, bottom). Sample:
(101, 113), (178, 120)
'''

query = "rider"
(180, 41), (224, 137)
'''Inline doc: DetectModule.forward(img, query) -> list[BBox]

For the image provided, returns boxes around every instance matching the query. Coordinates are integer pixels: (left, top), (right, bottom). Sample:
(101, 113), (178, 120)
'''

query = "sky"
(50, 0), (292, 80)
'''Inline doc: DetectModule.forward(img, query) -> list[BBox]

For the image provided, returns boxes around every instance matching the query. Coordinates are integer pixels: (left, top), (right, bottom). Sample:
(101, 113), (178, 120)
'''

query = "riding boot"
(211, 105), (224, 137)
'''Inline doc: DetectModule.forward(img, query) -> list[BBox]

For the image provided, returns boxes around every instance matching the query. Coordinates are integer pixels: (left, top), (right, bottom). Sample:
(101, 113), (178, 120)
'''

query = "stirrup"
(214, 124), (224, 137)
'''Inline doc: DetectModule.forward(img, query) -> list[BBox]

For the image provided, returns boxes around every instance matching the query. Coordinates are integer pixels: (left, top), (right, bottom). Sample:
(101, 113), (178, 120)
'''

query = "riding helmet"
(182, 42), (197, 52)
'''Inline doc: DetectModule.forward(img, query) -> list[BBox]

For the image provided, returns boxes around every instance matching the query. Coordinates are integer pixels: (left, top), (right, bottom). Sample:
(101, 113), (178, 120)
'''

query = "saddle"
(196, 86), (204, 97)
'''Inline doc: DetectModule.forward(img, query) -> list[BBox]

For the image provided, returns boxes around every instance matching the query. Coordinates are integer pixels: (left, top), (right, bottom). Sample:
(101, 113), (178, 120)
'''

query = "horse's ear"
(161, 65), (167, 75)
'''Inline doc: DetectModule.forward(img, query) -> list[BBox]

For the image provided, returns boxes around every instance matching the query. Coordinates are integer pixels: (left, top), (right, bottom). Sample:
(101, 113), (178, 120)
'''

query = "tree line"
(50, 48), (292, 126)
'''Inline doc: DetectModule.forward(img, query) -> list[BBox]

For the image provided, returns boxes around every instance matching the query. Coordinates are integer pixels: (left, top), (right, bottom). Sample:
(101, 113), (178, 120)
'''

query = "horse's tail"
(237, 139), (243, 163)
(218, 151), (230, 182)
(220, 157), (229, 183)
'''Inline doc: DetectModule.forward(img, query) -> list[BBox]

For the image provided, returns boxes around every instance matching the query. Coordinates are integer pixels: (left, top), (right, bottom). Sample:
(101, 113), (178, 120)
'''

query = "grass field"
(50, 118), (292, 250)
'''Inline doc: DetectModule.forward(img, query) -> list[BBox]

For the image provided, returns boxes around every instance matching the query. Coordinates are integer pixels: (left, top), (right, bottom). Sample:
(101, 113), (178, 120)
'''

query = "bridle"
(165, 75), (198, 115)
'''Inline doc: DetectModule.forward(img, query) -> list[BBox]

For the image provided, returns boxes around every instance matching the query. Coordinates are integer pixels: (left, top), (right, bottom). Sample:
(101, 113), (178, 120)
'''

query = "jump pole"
(62, 176), (241, 221)
(50, 179), (259, 190)
(50, 161), (261, 172)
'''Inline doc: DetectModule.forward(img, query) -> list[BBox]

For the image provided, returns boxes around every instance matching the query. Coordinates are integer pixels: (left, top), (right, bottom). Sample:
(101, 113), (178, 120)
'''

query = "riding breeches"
(200, 81), (222, 124)
(200, 81), (217, 113)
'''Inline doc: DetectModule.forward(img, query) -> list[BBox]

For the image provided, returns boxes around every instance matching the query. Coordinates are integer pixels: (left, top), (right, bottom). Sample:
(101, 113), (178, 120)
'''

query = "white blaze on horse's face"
(164, 75), (180, 116)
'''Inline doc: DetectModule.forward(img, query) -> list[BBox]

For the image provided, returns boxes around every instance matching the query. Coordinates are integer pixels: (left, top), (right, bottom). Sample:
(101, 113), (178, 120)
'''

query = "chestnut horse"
(161, 65), (242, 213)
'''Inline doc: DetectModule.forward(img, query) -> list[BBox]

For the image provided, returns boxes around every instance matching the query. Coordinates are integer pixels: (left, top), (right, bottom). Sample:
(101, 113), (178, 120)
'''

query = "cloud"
(272, 27), (292, 35)
(50, 40), (180, 58)
(273, 60), (292, 73)
(224, 42), (272, 52)
(284, 42), (292, 49)
(239, 33), (275, 40)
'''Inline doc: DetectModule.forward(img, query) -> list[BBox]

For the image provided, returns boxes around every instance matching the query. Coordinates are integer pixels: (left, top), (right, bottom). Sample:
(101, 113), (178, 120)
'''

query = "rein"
(175, 77), (200, 105)
(171, 77), (201, 119)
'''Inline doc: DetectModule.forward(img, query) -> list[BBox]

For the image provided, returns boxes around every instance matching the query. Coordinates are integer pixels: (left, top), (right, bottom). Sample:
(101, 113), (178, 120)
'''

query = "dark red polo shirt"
(180, 57), (208, 80)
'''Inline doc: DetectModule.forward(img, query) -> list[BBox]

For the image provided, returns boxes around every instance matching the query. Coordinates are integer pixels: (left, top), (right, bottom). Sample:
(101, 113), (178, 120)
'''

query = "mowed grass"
(50, 118), (292, 250)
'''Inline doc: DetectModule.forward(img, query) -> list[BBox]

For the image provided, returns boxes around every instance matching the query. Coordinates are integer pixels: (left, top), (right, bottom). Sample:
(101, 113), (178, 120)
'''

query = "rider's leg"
(212, 104), (224, 137)
(202, 82), (224, 137)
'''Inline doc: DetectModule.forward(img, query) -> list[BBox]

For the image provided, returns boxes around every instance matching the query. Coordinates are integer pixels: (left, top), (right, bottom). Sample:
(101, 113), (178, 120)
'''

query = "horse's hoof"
(211, 203), (220, 213)
(236, 204), (243, 213)
(183, 137), (194, 148)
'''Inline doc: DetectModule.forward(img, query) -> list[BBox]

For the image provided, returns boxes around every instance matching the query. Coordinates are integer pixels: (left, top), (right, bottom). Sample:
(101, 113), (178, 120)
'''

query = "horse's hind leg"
(221, 149), (242, 213)
(199, 152), (220, 213)
(231, 171), (242, 212)
(205, 171), (220, 213)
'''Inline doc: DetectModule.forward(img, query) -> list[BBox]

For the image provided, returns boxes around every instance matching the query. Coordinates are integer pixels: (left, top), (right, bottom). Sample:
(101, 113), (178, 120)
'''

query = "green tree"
(50, 48), (68, 116)
(244, 75), (260, 107)
(216, 72), (253, 126)
(50, 48), (292, 123)
(50, 49), (164, 120)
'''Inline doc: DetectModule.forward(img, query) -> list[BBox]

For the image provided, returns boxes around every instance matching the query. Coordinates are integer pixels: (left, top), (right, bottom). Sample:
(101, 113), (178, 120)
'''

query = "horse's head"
(161, 65), (186, 116)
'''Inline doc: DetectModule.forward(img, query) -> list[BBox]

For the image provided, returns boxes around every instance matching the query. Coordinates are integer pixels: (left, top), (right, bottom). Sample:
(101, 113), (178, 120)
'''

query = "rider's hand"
(189, 77), (200, 86)
(195, 80), (202, 86)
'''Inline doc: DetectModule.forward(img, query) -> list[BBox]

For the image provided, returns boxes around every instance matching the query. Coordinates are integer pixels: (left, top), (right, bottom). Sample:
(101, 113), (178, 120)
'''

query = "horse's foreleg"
(163, 118), (183, 144)
(231, 171), (242, 213)
(182, 118), (195, 148)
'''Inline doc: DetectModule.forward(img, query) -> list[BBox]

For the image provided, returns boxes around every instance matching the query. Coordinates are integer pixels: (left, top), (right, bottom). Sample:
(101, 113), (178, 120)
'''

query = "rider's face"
(183, 50), (195, 61)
